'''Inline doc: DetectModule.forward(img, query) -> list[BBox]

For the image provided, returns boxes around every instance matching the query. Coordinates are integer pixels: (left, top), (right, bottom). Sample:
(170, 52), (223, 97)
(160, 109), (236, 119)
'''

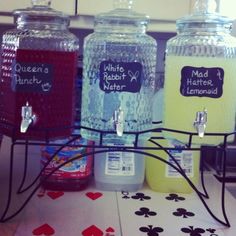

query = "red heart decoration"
(32, 223), (55, 235)
(82, 225), (103, 236)
(47, 191), (64, 200)
(106, 227), (115, 233)
(86, 192), (103, 201)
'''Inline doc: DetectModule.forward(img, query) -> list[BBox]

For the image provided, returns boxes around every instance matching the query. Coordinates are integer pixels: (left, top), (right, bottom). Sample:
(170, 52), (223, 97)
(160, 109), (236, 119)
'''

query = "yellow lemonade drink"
(145, 137), (200, 193)
(163, 55), (236, 145)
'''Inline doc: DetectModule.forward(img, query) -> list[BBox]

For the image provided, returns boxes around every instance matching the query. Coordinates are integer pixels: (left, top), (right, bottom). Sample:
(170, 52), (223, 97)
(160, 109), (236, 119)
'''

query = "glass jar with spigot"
(163, 0), (236, 145)
(80, 0), (158, 191)
(80, 0), (158, 143)
(0, 0), (79, 140)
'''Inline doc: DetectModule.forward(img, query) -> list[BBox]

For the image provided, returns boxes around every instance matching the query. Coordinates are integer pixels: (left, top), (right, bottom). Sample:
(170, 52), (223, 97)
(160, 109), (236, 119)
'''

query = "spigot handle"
(20, 102), (36, 133)
(21, 102), (32, 119)
(193, 108), (207, 138)
(114, 107), (124, 137)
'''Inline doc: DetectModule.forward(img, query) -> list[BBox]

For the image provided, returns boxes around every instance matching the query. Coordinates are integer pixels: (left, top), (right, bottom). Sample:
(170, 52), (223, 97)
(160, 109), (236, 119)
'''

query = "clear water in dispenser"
(80, 0), (158, 191)
(80, 0), (157, 143)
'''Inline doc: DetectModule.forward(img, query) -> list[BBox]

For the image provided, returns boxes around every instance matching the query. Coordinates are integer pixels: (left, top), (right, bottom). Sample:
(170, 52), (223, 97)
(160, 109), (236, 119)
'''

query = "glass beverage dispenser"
(163, 0), (236, 145)
(0, 0), (79, 140)
(80, 0), (157, 143)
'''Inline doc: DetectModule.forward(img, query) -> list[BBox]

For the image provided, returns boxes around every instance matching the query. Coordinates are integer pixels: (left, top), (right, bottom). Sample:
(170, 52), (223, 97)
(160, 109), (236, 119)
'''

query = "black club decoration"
(131, 193), (151, 201)
(173, 208), (195, 218)
(135, 207), (157, 218)
(181, 226), (205, 236)
(139, 225), (164, 236)
(166, 193), (185, 202)
(121, 191), (130, 199)
(206, 228), (216, 233)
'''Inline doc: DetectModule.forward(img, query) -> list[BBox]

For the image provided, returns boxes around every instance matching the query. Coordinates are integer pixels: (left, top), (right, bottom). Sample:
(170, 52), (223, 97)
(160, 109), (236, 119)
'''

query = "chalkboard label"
(99, 61), (142, 93)
(180, 66), (224, 98)
(11, 62), (53, 93)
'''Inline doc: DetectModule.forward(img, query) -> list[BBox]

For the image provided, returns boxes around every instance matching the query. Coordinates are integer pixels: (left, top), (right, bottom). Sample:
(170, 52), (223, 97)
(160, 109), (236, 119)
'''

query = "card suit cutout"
(47, 191), (64, 200)
(86, 192), (103, 201)
(82, 225), (103, 236)
(106, 227), (115, 233)
(32, 223), (55, 235)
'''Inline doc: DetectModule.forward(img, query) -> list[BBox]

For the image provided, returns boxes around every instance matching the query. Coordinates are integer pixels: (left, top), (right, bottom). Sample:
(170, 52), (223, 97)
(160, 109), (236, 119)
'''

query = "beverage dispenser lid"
(177, 0), (232, 28)
(94, 0), (149, 28)
(13, 0), (69, 25)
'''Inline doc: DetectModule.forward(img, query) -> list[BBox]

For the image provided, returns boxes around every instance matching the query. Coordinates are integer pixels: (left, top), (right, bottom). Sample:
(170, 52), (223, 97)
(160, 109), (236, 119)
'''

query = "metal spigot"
(113, 107), (124, 137)
(193, 108), (207, 138)
(20, 102), (36, 133)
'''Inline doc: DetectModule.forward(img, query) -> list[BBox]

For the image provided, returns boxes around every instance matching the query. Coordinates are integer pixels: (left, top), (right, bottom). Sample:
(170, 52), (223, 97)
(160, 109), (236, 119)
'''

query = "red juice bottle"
(40, 137), (94, 191)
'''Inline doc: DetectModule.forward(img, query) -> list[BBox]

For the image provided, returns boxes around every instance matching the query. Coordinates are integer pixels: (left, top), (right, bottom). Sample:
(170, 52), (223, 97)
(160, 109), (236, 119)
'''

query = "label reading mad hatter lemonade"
(180, 66), (224, 98)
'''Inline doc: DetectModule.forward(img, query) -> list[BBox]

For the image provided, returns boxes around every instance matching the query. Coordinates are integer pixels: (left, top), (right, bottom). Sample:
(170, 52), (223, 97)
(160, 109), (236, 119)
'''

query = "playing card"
(15, 181), (120, 236)
(116, 181), (227, 236)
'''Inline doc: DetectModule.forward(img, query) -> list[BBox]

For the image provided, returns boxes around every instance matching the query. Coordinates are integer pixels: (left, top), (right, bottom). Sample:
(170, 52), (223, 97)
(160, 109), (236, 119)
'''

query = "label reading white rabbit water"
(105, 144), (135, 176)
(165, 141), (194, 178)
(99, 61), (142, 93)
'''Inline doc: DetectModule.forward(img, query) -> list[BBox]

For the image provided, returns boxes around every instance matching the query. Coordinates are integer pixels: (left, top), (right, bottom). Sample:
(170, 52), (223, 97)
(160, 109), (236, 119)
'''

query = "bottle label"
(165, 141), (194, 178)
(10, 49), (77, 93)
(41, 139), (93, 179)
(105, 144), (135, 176)
(180, 66), (224, 98)
(99, 61), (142, 93)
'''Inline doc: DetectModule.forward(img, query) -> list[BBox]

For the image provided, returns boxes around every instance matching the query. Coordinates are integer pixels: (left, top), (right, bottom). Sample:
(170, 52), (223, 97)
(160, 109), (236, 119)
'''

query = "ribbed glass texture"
(163, 0), (236, 145)
(81, 29), (157, 142)
(0, 2), (79, 140)
(166, 27), (236, 58)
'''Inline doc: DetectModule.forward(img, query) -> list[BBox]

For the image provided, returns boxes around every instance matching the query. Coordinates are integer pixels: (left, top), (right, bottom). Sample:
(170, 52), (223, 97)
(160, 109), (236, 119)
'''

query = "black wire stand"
(0, 121), (235, 228)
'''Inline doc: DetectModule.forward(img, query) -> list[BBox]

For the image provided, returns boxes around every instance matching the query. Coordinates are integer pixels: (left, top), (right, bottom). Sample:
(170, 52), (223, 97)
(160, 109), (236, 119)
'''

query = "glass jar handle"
(113, 0), (134, 9)
(31, 0), (51, 7)
(193, 0), (217, 14)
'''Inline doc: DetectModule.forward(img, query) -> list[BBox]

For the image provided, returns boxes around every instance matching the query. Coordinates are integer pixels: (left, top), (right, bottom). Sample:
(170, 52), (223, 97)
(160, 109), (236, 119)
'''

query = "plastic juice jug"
(163, 0), (236, 145)
(0, 0), (79, 140)
(40, 137), (94, 191)
(146, 86), (200, 193)
(146, 137), (200, 193)
(94, 139), (145, 192)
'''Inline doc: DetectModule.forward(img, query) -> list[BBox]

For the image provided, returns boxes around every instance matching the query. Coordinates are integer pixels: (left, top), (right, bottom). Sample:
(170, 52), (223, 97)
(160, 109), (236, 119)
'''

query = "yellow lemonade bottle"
(145, 137), (200, 193)
(145, 82), (200, 193)
(163, 0), (236, 146)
